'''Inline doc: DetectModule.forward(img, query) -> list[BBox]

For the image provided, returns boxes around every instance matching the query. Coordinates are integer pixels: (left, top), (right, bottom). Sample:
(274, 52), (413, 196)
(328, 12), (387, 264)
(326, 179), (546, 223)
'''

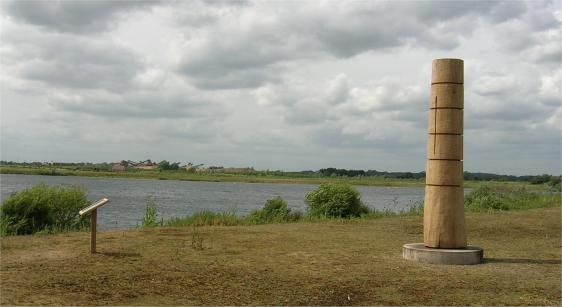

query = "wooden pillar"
(424, 59), (467, 248)
(90, 209), (97, 253)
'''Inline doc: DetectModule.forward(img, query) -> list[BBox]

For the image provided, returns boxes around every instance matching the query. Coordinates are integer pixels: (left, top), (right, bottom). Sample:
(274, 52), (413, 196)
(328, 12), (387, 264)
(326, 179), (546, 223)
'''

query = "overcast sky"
(0, 1), (560, 175)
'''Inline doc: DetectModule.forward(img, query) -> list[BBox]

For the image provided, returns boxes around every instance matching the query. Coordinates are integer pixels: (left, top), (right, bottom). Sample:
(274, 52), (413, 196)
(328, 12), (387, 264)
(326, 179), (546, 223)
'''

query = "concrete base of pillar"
(403, 243), (483, 265)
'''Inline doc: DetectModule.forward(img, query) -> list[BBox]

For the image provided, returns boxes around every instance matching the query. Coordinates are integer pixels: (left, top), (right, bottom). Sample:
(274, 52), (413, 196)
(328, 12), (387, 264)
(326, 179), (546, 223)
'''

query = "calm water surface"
(0, 174), (426, 230)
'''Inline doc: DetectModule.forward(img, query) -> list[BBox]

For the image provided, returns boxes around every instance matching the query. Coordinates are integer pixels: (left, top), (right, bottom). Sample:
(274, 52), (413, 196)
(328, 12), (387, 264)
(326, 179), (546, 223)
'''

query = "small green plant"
(141, 196), (161, 227)
(248, 197), (302, 224)
(400, 201), (424, 216)
(0, 184), (89, 235)
(166, 208), (242, 227)
(304, 183), (369, 218)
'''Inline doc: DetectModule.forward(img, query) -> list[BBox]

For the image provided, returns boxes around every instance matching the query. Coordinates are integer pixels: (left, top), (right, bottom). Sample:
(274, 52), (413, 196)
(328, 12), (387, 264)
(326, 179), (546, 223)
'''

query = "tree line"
(317, 168), (561, 184)
(1, 161), (559, 184)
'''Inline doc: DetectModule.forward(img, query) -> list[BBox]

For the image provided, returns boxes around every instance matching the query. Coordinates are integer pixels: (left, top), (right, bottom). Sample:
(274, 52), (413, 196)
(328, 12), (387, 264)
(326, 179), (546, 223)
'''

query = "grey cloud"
(183, 67), (282, 90)
(523, 1), (560, 32)
(468, 106), (546, 123)
(472, 74), (517, 97)
(172, 0), (250, 27)
(529, 44), (562, 64)
(404, 1), (525, 24)
(311, 124), (425, 150)
(176, 1), (526, 90)
(153, 118), (223, 142)
(177, 21), (309, 89)
(277, 75), (428, 132)
(50, 90), (224, 120)
(2, 26), (143, 91)
(486, 1), (528, 23)
(3, 0), (156, 33)
(466, 78), (560, 128)
(283, 100), (331, 125)
(491, 2), (560, 59)
(280, 77), (429, 149)
(299, 1), (523, 57)
(326, 74), (350, 105)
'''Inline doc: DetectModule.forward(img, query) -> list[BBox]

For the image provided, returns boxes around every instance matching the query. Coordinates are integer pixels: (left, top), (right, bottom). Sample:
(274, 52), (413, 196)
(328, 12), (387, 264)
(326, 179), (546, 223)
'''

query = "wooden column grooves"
(433, 97), (437, 155)
(424, 58), (466, 249)
(428, 81), (463, 188)
(431, 82), (463, 85)
(426, 184), (462, 187)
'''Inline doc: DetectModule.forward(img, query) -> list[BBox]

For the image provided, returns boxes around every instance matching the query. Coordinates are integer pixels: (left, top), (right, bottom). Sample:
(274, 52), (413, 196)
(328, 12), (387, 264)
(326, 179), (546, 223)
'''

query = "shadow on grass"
(485, 258), (561, 265)
(97, 251), (141, 258)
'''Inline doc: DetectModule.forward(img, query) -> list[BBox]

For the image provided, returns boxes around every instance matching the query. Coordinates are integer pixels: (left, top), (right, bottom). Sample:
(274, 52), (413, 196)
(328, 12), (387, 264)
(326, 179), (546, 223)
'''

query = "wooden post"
(91, 209), (97, 253)
(424, 59), (467, 249)
(79, 198), (108, 254)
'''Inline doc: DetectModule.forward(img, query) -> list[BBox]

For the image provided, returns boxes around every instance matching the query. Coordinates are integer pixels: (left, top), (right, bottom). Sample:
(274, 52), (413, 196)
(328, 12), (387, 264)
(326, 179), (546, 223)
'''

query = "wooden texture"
(90, 209), (97, 254)
(430, 84), (463, 109)
(428, 109), (463, 134)
(431, 59), (463, 84)
(426, 160), (463, 186)
(423, 185), (467, 248)
(424, 58), (466, 248)
(427, 134), (463, 160)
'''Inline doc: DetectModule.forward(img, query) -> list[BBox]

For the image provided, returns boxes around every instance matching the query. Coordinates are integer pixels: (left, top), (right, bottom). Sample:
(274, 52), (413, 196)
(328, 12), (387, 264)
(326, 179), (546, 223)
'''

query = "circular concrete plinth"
(403, 243), (483, 265)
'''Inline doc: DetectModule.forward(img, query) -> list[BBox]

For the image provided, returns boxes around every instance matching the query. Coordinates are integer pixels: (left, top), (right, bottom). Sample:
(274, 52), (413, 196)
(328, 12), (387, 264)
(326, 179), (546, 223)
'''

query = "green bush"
(0, 184), (89, 235)
(248, 197), (302, 224)
(464, 185), (509, 212)
(464, 185), (560, 212)
(305, 183), (369, 218)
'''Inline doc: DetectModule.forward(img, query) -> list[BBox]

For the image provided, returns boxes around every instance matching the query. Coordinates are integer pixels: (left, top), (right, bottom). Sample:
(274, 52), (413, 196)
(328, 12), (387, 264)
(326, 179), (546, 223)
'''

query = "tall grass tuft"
(166, 208), (242, 227)
(464, 185), (561, 212)
(0, 184), (89, 236)
(141, 196), (162, 227)
(359, 201), (424, 219)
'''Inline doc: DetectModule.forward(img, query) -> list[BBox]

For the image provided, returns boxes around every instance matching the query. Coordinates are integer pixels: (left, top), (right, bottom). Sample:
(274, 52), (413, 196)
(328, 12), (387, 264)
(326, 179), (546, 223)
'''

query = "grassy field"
(0, 165), (545, 189)
(1, 207), (560, 305)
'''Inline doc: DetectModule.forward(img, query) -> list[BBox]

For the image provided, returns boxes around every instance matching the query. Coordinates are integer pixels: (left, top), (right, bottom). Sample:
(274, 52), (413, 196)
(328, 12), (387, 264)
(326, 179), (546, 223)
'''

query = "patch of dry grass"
(1, 208), (560, 305)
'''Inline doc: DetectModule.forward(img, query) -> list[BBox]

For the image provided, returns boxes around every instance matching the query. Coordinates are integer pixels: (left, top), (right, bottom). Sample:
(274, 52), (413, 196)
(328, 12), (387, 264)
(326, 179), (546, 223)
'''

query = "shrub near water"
(141, 196), (162, 227)
(305, 183), (369, 218)
(0, 184), (89, 235)
(248, 197), (302, 224)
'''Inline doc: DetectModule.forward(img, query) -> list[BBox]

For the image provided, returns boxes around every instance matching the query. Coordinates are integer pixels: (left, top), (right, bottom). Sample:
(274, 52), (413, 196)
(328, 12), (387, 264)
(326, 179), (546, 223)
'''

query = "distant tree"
(530, 174), (552, 185)
(158, 160), (180, 171)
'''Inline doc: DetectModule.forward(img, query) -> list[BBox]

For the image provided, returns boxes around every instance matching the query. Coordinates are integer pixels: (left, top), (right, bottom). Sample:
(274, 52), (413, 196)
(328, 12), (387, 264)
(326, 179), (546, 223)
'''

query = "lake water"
(0, 174), (426, 230)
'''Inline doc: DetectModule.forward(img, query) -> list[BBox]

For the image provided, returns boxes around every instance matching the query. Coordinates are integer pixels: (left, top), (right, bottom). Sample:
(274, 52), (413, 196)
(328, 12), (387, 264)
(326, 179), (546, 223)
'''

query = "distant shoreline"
(0, 166), (543, 189)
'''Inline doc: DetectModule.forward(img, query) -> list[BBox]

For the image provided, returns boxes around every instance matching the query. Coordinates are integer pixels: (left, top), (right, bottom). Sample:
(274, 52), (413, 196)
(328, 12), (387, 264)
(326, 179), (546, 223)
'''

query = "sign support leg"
(90, 209), (97, 254)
